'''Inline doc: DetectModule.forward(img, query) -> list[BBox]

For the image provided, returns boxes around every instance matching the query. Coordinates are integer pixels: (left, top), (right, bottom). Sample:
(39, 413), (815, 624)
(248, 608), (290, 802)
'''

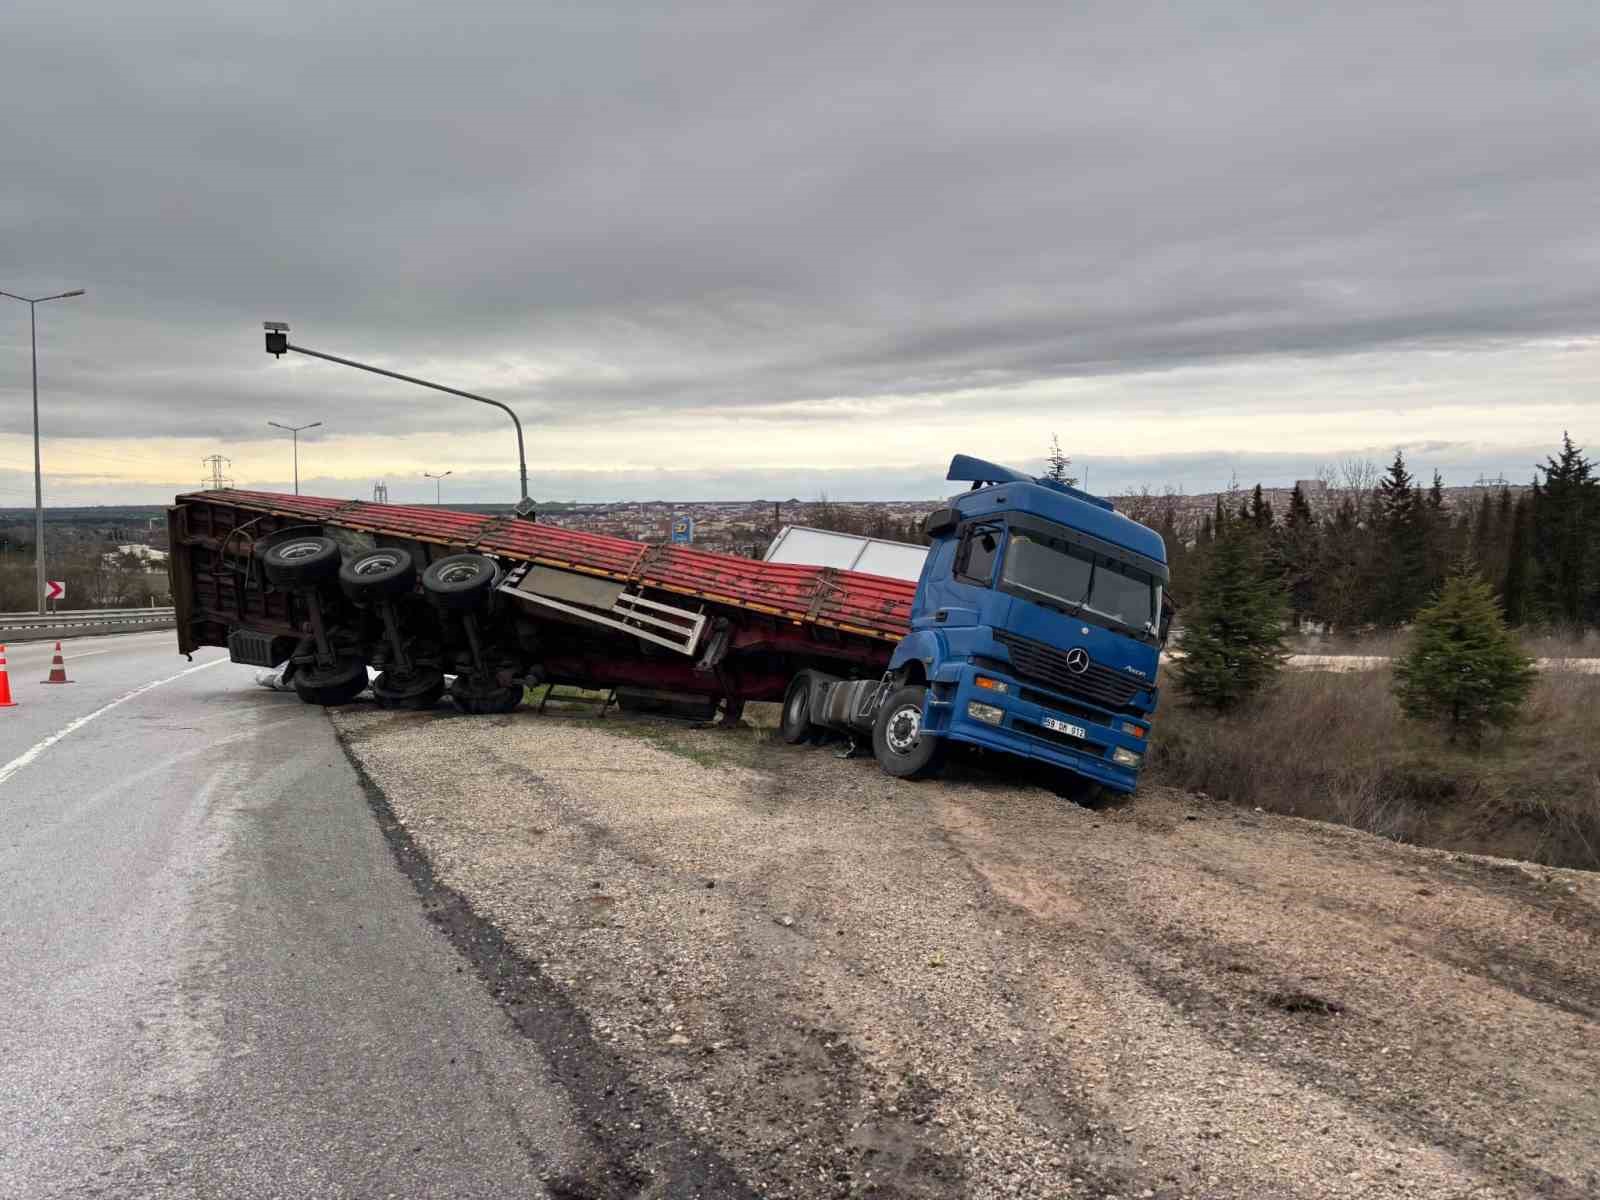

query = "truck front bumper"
(923, 665), (1146, 794)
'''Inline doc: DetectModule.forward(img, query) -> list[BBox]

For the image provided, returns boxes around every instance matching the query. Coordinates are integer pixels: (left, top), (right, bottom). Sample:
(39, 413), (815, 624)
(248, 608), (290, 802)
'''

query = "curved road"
(0, 632), (582, 1198)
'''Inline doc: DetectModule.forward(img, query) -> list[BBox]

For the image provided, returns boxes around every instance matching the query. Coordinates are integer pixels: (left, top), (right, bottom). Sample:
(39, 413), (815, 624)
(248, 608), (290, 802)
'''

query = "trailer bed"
(174, 489), (918, 647)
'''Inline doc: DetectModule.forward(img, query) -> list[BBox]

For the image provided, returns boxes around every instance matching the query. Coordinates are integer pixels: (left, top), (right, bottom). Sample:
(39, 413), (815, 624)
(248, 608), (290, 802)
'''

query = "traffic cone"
(42, 641), (72, 685)
(0, 645), (15, 707)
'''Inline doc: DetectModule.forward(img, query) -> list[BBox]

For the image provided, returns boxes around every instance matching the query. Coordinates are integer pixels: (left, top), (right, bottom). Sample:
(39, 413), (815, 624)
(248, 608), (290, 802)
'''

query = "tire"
(779, 674), (818, 744)
(263, 536), (342, 588)
(422, 554), (499, 612)
(340, 547), (417, 602)
(292, 655), (369, 706)
(372, 667), (445, 710)
(872, 684), (946, 779)
(450, 674), (523, 714)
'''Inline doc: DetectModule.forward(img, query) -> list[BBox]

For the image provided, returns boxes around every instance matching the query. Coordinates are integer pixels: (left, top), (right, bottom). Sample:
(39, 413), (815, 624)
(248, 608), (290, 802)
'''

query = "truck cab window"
(956, 525), (1001, 586)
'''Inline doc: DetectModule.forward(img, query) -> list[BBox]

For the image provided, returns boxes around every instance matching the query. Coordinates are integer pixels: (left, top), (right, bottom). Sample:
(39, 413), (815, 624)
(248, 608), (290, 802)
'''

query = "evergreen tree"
(1274, 483), (1320, 623)
(1531, 432), (1597, 626)
(1311, 495), (1368, 631)
(1248, 483), (1273, 531)
(1044, 434), (1078, 487)
(1502, 490), (1534, 625)
(1393, 561), (1537, 743)
(1285, 483), (1315, 530)
(1374, 450), (1428, 624)
(1472, 492), (1495, 571)
(1175, 525), (1287, 710)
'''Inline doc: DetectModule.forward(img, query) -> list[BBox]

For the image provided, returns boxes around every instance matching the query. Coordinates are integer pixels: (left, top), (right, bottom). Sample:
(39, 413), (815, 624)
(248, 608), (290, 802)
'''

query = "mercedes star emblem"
(1065, 647), (1090, 674)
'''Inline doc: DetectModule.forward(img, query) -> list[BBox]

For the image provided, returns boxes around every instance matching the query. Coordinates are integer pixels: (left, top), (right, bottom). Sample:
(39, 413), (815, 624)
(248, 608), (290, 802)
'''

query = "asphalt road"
(0, 631), (585, 1198)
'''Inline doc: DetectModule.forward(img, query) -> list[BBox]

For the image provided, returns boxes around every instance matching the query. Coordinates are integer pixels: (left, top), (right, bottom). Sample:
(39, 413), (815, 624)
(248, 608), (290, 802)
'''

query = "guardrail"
(0, 607), (176, 641)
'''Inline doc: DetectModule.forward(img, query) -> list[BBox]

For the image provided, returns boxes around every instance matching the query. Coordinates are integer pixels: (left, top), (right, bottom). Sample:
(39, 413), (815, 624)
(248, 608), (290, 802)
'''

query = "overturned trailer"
(170, 453), (1169, 793)
(168, 489), (913, 721)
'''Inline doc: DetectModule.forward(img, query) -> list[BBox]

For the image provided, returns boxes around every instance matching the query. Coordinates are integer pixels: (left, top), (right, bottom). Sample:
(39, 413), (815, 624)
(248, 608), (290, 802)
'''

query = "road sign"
(45, 580), (66, 602)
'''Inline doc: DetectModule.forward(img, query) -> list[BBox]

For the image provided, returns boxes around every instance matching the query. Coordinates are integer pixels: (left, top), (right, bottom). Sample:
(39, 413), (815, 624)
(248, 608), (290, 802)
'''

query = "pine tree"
(1275, 483), (1320, 622)
(1374, 450), (1428, 624)
(1285, 483), (1315, 530)
(1175, 525), (1287, 710)
(1393, 561), (1537, 743)
(1044, 434), (1078, 487)
(1248, 483), (1273, 531)
(1502, 490), (1533, 625)
(1531, 432), (1597, 627)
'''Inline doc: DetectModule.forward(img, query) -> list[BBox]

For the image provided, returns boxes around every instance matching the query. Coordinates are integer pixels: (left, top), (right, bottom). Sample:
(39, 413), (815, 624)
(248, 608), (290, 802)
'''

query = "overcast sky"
(2, 1), (1596, 507)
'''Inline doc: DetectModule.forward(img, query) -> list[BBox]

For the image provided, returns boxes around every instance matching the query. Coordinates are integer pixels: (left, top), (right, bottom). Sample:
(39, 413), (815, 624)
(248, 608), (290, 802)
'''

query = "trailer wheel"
(779, 675), (816, 744)
(372, 667), (445, 710)
(872, 684), (946, 779)
(292, 655), (369, 706)
(421, 554), (499, 612)
(450, 674), (522, 714)
(263, 536), (342, 588)
(340, 547), (417, 602)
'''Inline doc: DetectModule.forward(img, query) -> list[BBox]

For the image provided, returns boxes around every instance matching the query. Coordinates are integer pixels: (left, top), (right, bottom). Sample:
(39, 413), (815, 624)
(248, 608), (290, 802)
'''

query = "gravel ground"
(331, 703), (1600, 1199)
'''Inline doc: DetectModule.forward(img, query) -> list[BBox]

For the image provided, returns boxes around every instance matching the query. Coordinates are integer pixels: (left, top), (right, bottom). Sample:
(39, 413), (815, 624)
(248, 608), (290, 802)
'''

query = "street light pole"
(263, 323), (532, 516)
(423, 469), (452, 506)
(267, 419), (322, 495)
(2, 287), (85, 614)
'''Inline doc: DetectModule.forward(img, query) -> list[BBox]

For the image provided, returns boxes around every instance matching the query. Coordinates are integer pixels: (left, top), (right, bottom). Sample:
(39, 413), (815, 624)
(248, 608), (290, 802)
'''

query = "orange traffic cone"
(0, 645), (15, 707)
(42, 641), (72, 685)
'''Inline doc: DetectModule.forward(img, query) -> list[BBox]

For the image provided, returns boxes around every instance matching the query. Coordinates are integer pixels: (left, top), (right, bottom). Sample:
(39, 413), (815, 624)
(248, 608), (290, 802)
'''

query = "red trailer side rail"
(179, 488), (916, 636)
(168, 490), (919, 707)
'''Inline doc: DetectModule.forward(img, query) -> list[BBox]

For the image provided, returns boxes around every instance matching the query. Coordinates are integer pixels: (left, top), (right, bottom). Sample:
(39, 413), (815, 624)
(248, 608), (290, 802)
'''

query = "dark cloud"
(1, 2), (1596, 463)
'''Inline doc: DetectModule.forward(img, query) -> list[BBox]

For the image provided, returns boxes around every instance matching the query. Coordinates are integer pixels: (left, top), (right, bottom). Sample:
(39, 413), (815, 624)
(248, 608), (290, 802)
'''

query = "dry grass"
(1286, 626), (1600, 661)
(1147, 665), (1600, 870)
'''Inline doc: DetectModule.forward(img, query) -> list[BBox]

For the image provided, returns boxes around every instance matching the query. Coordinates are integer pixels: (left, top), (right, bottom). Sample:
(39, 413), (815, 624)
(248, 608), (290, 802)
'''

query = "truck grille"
(993, 631), (1147, 712)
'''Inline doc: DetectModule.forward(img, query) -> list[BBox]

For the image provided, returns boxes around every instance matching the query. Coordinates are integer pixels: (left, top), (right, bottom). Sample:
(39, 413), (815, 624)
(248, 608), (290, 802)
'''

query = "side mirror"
(924, 507), (960, 538)
(1158, 595), (1175, 644)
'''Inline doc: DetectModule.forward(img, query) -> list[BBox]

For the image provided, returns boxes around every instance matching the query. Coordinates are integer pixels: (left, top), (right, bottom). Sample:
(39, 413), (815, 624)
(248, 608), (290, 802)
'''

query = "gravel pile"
(332, 705), (1600, 1199)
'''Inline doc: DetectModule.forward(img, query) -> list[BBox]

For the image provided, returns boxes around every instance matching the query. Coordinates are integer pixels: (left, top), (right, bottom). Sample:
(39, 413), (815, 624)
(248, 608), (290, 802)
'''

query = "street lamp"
(423, 469), (452, 506)
(263, 322), (532, 517)
(266, 419), (322, 495)
(1, 286), (85, 615)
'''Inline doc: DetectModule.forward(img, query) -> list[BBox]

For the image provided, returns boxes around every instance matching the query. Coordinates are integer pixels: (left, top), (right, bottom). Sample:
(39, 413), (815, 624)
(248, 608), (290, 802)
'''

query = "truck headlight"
(1111, 747), (1142, 768)
(974, 676), (1010, 695)
(1119, 721), (1146, 739)
(967, 701), (1005, 726)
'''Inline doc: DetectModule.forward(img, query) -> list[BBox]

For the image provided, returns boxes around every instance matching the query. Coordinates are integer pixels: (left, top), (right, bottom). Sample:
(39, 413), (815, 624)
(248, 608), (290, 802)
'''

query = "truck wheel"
(450, 674), (522, 714)
(872, 684), (946, 779)
(779, 675), (816, 744)
(292, 655), (369, 706)
(372, 667), (445, 710)
(263, 536), (342, 588)
(422, 554), (499, 612)
(340, 547), (417, 602)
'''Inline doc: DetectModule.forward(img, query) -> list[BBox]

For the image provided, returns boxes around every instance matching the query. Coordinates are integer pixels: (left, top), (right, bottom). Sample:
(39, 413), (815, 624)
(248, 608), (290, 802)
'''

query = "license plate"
(1042, 716), (1087, 740)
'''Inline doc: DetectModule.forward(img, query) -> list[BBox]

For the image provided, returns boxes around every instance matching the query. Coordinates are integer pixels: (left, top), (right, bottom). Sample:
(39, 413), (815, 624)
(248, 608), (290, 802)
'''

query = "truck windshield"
(1000, 530), (1160, 637)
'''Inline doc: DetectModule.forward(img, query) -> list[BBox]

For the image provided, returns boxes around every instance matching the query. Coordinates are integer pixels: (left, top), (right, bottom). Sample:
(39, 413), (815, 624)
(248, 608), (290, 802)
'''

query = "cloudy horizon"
(3, 1), (1596, 508)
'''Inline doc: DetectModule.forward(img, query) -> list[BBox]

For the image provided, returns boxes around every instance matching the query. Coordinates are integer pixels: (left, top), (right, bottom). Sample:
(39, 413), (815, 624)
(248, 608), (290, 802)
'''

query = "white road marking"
(0, 656), (230, 789)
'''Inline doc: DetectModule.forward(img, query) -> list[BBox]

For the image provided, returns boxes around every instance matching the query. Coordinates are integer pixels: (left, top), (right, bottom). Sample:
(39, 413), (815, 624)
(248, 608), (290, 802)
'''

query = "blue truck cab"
(886, 454), (1171, 792)
(783, 454), (1171, 792)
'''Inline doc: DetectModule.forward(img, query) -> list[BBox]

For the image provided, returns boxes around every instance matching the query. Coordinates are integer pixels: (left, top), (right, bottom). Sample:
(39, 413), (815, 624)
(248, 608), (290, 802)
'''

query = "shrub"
(1393, 564), (1537, 743)
(1175, 526), (1287, 709)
